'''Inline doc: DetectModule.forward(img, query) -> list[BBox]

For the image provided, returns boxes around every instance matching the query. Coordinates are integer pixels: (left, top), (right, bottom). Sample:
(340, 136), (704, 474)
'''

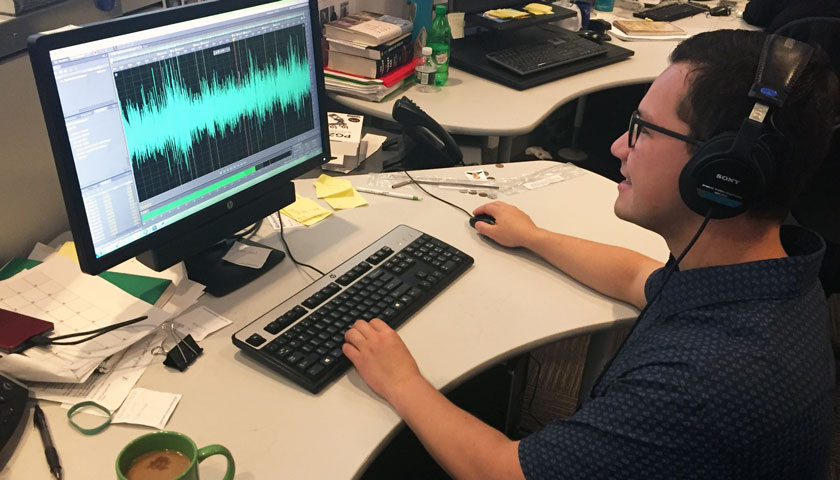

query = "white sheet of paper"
(31, 335), (160, 413)
(362, 133), (387, 159)
(112, 387), (181, 429)
(222, 242), (271, 269)
(28, 242), (55, 261)
(0, 256), (169, 382)
(267, 212), (303, 230)
(172, 305), (232, 342)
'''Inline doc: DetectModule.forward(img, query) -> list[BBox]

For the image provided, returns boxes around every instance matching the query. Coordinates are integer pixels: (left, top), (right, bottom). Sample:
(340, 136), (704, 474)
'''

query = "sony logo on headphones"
(716, 174), (741, 185)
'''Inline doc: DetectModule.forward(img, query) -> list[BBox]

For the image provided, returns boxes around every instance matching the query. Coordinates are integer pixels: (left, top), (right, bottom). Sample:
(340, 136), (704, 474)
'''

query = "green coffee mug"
(116, 431), (235, 480)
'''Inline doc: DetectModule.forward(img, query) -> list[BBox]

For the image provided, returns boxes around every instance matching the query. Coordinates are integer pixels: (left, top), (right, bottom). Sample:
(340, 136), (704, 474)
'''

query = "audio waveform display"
(114, 25), (314, 202)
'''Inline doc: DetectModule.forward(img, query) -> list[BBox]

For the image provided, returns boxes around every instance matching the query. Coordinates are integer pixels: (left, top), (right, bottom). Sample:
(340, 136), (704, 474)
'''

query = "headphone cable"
(584, 209), (713, 402)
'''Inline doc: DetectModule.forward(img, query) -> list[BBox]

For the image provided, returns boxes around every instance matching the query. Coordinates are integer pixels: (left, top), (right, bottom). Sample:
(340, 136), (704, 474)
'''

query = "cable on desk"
(31, 315), (149, 347)
(402, 170), (473, 218)
(278, 218), (326, 277)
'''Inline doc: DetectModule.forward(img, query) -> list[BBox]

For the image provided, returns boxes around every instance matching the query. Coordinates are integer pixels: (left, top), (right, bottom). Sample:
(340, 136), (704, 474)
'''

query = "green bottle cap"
(435, 4), (446, 14)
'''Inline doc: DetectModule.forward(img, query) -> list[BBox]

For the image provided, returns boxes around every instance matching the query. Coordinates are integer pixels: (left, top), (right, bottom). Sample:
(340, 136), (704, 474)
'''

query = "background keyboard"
(633, 2), (706, 22)
(485, 32), (608, 76)
(233, 225), (474, 393)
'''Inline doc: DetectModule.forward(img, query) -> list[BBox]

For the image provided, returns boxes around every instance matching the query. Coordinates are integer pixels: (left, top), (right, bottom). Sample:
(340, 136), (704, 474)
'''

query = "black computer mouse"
(709, 5), (731, 16)
(469, 214), (496, 228)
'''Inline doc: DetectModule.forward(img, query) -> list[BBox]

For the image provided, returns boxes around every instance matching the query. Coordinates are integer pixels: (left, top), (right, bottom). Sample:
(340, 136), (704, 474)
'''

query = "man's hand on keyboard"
(343, 319), (423, 402)
(473, 201), (541, 248)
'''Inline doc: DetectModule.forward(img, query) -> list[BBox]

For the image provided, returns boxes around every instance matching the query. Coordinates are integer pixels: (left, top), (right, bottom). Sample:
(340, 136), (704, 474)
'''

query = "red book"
(325, 58), (420, 87)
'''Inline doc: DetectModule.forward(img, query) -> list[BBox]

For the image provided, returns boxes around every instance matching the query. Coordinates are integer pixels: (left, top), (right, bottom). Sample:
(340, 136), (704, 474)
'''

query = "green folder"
(0, 258), (173, 306)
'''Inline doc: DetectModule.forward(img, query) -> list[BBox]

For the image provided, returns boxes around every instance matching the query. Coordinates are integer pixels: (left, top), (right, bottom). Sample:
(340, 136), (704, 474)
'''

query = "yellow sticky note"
(57, 242), (79, 262)
(524, 3), (552, 15)
(314, 174), (353, 199)
(280, 195), (333, 224)
(300, 211), (333, 226)
(323, 188), (368, 210)
(487, 8), (529, 18)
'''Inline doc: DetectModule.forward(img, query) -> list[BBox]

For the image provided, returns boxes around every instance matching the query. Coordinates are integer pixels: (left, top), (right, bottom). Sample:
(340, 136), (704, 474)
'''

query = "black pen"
(33, 404), (62, 480)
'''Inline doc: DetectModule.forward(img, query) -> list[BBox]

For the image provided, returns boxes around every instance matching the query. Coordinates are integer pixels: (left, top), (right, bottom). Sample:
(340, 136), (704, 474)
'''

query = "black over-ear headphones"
(678, 34), (815, 219)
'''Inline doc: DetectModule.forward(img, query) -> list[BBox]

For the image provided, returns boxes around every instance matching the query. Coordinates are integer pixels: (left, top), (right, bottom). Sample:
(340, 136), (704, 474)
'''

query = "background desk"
(2, 161), (667, 479)
(330, 9), (751, 162)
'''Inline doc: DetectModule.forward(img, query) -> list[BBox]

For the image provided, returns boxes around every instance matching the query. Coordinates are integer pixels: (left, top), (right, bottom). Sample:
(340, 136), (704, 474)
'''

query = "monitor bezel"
(28, 0), (329, 275)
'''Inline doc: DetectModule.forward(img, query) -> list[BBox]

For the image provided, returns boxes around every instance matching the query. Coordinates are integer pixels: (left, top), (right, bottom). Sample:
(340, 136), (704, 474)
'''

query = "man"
(343, 30), (839, 479)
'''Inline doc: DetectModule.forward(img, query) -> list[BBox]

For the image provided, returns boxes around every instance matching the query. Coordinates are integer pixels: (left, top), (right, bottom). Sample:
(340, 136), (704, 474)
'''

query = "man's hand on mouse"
(472, 202), (541, 248)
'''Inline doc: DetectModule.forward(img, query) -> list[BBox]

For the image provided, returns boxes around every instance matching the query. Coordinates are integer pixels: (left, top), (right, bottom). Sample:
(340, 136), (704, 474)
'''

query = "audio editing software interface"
(47, 0), (323, 258)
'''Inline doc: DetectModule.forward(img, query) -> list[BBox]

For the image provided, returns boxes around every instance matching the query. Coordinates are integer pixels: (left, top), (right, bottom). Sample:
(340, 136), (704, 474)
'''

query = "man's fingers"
(342, 342), (360, 361)
(344, 326), (365, 346)
(369, 318), (391, 331)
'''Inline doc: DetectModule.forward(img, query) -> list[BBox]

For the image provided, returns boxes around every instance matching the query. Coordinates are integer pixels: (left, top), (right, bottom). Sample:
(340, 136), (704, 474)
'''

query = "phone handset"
(391, 97), (463, 168)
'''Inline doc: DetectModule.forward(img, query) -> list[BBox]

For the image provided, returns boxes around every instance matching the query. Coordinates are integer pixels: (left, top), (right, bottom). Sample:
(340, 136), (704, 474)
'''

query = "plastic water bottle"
(428, 4), (451, 86)
(415, 46), (438, 93)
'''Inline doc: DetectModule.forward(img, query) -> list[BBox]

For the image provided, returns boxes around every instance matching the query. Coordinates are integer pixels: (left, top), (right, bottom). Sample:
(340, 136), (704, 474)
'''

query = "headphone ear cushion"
(679, 133), (765, 219)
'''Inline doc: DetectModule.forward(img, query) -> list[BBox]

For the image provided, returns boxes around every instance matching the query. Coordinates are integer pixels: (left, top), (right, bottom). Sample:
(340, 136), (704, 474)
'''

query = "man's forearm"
(523, 228), (662, 308)
(389, 377), (524, 480)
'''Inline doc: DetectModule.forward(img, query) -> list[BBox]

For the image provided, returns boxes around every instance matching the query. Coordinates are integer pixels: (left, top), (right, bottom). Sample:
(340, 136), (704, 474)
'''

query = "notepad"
(313, 174), (368, 210)
(280, 195), (333, 226)
(612, 20), (686, 36)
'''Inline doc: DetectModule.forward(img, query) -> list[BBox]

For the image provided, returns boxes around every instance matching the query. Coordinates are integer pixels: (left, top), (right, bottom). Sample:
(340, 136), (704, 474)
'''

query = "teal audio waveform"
(119, 43), (312, 173)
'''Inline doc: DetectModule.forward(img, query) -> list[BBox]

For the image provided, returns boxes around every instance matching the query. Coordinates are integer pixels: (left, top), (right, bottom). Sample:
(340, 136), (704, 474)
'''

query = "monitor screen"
(28, 0), (329, 285)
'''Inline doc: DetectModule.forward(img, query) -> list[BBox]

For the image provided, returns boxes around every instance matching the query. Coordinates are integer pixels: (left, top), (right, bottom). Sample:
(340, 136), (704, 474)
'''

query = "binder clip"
(158, 324), (203, 371)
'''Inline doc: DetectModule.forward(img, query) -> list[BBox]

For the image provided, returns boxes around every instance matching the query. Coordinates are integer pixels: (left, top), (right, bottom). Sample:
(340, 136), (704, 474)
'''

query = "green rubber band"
(67, 401), (112, 435)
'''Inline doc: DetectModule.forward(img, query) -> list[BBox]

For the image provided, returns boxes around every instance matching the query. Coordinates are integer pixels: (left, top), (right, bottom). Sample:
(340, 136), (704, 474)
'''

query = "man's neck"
(665, 218), (787, 270)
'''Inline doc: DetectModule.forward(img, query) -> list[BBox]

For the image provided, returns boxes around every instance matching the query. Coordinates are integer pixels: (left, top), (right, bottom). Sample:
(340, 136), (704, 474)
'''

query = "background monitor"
(28, 0), (330, 295)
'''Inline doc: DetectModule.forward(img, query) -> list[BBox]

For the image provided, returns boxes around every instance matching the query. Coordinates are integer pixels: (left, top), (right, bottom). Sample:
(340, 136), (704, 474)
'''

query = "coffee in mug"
(124, 449), (191, 480)
(116, 431), (234, 480)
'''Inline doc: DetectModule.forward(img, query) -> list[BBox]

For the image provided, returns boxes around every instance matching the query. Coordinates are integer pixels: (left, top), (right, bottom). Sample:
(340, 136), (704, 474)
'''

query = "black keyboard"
(233, 225), (474, 393)
(633, 2), (706, 22)
(485, 33), (608, 76)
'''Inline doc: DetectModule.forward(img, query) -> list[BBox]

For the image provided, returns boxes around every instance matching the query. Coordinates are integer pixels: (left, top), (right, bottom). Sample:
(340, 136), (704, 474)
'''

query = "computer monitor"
(27, 0), (329, 295)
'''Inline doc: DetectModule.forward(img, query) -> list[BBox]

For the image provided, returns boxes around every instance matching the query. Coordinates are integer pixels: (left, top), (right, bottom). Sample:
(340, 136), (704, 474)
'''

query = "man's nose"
(611, 131), (630, 161)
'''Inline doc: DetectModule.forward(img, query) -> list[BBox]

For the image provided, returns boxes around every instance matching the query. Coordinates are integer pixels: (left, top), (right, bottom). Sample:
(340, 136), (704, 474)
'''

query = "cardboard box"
(324, 112), (368, 174)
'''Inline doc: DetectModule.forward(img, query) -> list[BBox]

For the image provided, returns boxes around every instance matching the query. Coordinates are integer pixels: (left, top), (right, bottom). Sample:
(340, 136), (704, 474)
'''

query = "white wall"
(0, 52), (69, 264)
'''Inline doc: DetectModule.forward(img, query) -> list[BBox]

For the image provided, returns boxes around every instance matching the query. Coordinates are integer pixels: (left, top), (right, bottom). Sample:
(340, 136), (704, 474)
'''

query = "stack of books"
(323, 11), (417, 102)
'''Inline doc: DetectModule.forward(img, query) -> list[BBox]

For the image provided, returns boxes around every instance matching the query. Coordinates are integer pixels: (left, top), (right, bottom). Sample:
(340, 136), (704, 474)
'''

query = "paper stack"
(322, 11), (416, 102)
(0, 255), (171, 383)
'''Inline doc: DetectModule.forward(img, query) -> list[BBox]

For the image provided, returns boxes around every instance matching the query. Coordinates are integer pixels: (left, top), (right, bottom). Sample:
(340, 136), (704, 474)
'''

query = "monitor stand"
(183, 239), (286, 297)
(136, 182), (296, 297)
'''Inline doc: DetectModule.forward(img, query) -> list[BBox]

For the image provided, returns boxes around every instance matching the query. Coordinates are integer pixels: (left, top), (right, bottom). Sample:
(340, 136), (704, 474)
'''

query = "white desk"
(330, 9), (751, 161)
(2, 161), (667, 479)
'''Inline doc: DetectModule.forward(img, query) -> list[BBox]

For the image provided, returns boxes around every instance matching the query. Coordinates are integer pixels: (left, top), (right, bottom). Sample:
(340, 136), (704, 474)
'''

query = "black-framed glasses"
(628, 110), (702, 148)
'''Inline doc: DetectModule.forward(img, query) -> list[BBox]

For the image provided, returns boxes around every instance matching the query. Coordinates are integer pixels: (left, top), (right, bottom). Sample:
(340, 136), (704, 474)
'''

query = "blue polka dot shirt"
(519, 225), (834, 479)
